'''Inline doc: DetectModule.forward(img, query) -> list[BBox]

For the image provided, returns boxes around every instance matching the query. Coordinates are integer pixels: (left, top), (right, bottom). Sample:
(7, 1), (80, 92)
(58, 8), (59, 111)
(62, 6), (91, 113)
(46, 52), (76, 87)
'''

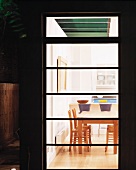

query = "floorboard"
(47, 134), (118, 169)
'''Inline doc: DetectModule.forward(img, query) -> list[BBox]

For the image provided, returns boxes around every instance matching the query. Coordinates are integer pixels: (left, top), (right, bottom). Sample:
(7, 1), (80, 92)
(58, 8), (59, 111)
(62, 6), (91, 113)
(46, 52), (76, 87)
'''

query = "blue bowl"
(99, 104), (112, 111)
(79, 104), (91, 113)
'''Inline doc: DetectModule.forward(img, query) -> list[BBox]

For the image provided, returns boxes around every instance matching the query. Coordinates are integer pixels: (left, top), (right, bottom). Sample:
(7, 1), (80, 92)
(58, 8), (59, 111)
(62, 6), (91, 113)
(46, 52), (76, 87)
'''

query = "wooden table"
(77, 111), (118, 154)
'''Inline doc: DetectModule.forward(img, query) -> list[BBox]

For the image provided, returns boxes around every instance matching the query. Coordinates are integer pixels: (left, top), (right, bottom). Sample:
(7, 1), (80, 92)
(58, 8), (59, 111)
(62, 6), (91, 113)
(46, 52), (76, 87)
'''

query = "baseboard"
(47, 127), (69, 167)
(55, 127), (69, 155)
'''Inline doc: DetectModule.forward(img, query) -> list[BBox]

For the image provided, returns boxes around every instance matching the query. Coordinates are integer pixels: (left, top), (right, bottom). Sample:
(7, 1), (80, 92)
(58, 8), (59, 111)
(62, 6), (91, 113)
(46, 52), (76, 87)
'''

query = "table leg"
(114, 120), (118, 154)
(78, 120), (82, 154)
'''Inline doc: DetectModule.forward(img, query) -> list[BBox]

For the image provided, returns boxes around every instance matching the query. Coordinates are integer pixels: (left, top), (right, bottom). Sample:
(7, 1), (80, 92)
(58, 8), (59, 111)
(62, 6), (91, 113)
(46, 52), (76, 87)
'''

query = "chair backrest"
(107, 125), (114, 132)
(68, 110), (73, 132)
(72, 108), (78, 129)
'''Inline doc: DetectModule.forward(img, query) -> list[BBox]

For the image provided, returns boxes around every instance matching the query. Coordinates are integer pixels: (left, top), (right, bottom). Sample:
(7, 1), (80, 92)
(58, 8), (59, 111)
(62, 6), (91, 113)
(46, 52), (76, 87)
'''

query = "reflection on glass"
(46, 16), (118, 37)
(46, 44), (118, 67)
(46, 145), (119, 169)
(46, 69), (118, 93)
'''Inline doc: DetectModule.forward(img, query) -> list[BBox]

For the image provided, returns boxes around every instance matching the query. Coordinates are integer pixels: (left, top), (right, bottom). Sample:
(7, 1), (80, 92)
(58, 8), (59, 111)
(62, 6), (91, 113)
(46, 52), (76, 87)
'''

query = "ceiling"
(55, 18), (111, 37)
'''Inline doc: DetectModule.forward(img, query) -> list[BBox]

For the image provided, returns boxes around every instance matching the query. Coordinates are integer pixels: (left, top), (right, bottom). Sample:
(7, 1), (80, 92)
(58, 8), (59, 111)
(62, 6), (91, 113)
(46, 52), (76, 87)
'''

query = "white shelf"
(96, 85), (116, 89)
(96, 69), (117, 89)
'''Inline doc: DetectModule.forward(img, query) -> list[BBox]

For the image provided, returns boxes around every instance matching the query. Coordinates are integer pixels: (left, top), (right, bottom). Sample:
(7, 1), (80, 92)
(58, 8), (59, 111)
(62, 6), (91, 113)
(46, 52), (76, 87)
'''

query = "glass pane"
(46, 120), (69, 144)
(46, 69), (118, 93)
(46, 16), (118, 37)
(46, 44), (118, 67)
(46, 119), (119, 144)
(46, 95), (119, 118)
(46, 146), (119, 169)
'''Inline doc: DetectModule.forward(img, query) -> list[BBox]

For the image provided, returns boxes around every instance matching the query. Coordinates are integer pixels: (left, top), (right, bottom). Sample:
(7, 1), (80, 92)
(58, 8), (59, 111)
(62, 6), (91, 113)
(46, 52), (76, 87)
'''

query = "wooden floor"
(47, 134), (118, 169)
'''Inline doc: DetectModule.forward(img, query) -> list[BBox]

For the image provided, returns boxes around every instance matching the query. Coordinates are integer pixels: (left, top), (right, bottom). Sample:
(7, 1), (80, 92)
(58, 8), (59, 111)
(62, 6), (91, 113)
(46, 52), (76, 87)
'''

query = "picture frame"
(57, 56), (67, 92)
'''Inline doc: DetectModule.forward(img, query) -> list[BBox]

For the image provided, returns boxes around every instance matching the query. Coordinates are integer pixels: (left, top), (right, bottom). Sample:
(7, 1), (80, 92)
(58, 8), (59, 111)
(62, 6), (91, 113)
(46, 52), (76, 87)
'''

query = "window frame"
(43, 12), (121, 169)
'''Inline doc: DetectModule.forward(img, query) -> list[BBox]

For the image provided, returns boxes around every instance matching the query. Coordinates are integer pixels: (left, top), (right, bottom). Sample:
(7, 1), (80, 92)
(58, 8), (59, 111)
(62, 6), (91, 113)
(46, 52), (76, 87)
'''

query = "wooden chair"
(72, 108), (92, 145)
(105, 125), (114, 152)
(68, 110), (89, 152)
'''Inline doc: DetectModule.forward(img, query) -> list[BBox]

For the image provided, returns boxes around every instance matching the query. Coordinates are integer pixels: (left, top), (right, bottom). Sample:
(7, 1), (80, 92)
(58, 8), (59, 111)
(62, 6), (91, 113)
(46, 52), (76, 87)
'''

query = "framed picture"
(57, 56), (67, 92)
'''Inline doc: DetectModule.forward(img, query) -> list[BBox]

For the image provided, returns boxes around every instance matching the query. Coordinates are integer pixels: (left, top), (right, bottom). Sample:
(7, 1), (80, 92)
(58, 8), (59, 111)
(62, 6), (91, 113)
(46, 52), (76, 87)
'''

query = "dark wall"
(18, 1), (136, 170)
(18, 1), (43, 170)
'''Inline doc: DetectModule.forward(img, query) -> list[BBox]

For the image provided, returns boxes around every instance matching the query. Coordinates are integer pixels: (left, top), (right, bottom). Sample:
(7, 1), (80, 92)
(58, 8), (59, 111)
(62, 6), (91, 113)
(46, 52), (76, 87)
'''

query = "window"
(44, 12), (120, 169)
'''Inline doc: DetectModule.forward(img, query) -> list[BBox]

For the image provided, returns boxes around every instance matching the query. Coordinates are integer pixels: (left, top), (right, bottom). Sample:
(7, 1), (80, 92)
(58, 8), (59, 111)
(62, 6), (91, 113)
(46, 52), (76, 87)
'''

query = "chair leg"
(89, 127), (92, 147)
(105, 131), (108, 152)
(69, 133), (72, 152)
(74, 133), (77, 144)
(83, 131), (86, 142)
(85, 130), (89, 152)
(73, 132), (77, 151)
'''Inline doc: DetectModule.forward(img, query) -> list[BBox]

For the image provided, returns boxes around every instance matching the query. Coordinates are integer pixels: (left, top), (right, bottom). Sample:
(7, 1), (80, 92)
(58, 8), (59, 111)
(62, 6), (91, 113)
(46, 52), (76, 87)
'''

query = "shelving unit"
(96, 69), (117, 90)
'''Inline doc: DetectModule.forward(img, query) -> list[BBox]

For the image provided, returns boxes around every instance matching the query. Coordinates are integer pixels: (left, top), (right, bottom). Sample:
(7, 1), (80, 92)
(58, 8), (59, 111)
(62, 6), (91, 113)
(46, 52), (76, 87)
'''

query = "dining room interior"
(46, 16), (119, 169)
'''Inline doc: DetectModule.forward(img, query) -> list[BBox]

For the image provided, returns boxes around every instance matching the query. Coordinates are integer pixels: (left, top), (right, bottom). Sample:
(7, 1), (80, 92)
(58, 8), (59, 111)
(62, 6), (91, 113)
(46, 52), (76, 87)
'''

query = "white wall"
(109, 17), (118, 37)
(91, 44), (118, 66)
(80, 46), (94, 92)
(47, 44), (118, 93)
(46, 17), (67, 37)
(91, 44), (118, 92)
(68, 44), (96, 93)
(46, 18), (69, 164)
(71, 46), (81, 92)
